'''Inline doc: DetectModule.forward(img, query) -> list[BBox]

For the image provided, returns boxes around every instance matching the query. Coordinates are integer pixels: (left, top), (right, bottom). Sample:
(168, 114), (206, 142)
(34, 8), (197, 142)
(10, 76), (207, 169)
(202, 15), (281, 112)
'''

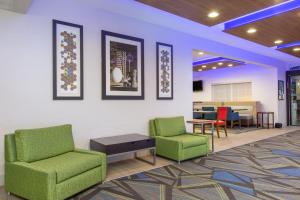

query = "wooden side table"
(256, 112), (274, 129)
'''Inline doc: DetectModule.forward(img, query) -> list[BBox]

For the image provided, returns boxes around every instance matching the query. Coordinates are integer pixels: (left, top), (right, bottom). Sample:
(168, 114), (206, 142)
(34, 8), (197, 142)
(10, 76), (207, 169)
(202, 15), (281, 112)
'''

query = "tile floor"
(1, 126), (299, 200)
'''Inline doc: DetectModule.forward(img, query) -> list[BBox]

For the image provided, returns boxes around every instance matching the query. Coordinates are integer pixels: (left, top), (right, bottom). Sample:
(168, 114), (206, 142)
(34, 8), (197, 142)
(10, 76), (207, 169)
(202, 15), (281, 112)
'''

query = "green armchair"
(149, 116), (209, 163)
(5, 124), (106, 200)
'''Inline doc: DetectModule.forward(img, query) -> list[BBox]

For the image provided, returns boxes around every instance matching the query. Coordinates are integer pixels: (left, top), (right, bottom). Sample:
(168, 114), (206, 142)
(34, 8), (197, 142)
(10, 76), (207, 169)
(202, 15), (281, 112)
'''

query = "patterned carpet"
(77, 131), (300, 200)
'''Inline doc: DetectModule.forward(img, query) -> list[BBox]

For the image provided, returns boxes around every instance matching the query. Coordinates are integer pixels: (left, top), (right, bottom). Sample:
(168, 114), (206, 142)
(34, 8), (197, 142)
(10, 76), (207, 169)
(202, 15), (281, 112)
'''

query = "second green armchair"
(149, 116), (209, 163)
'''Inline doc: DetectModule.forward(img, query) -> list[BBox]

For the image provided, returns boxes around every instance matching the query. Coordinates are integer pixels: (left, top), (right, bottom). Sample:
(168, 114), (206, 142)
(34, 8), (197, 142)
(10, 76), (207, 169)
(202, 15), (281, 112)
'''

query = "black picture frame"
(53, 19), (83, 100)
(156, 42), (173, 100)
(278, 80), (284, 100)
(101, 30), (144, 100)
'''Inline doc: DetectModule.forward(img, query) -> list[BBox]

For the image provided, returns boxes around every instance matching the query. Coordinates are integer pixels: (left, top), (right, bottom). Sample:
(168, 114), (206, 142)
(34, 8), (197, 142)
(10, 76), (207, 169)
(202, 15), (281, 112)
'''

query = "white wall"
(0, 1), (197, 185)
(0, 0), (290, 186)
(193, 64), (283, 123)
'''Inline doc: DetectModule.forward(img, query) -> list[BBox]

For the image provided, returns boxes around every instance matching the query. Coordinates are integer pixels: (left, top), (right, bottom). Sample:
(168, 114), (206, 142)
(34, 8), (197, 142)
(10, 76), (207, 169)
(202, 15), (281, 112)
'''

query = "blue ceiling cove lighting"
(224, 0), (300, 30)
(276, 41), (300, 49)
(193, 57), (245, 66)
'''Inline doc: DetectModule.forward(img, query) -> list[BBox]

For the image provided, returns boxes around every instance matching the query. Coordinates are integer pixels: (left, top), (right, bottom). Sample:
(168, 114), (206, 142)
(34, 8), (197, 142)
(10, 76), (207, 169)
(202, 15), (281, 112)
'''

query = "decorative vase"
(112, 67), (123, 83)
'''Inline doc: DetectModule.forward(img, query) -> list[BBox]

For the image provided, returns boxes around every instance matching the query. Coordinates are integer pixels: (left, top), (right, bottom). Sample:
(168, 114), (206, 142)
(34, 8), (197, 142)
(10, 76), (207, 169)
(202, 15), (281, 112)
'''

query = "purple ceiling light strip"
(224, 1), (300, 30)
(276, 41), (300, 49)
(193, 57), (245, 66)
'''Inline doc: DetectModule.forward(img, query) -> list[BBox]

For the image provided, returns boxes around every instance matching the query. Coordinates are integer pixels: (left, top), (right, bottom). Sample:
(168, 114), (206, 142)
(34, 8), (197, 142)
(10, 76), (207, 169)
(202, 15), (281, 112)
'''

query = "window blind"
(212, 82), (252, 101)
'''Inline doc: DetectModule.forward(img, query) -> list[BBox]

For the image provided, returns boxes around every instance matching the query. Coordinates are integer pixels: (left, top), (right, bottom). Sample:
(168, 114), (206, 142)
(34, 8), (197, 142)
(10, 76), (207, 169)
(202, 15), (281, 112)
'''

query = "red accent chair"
(204, 107), (228, 138)
(215, 107), (228, 138)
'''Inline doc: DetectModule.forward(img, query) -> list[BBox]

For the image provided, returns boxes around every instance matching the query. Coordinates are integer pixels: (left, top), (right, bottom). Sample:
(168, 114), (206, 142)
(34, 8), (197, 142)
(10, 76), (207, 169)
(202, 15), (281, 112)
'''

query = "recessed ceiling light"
(218, 62), (223, 66)
(202, 65), (207, 68)
(198, 69), (202, 72)
(198, 51), (204, 55)
(247, 28), (257, 34)
(208, 11), (219, 18)
(274, 40), (283, 44)
(293, 47), (300, 52)
(228, 64), (233, 67)
(212, 66), (217, 70)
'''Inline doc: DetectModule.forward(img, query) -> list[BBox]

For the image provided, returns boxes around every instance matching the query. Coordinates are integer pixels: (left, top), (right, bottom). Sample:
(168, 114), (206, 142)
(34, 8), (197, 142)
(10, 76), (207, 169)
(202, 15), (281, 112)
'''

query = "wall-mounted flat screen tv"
(193, 80), (203, 91)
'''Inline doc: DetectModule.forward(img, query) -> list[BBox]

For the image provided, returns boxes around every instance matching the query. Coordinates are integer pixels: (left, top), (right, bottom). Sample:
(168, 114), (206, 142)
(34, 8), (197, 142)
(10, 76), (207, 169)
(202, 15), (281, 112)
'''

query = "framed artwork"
(53, 20), (83, 100)
(278, 80), (284, 100)
(102, 30), (144, 100)
(156, 42), (173, 100)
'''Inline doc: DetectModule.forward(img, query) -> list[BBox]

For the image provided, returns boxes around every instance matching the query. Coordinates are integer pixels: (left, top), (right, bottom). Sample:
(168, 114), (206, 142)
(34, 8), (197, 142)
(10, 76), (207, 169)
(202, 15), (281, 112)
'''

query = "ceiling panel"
(193, 60), (242, 72)
(225, 8), (300, 47)
(135, 0), (287, 26)
(0, 0), (32, 13)
(192, 50), (216, 62)
(279, 46), (300, 58)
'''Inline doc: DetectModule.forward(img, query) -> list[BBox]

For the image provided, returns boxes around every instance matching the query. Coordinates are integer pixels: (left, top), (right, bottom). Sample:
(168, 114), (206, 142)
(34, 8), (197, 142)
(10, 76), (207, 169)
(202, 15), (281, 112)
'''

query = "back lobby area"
(1, 0), (300, 200)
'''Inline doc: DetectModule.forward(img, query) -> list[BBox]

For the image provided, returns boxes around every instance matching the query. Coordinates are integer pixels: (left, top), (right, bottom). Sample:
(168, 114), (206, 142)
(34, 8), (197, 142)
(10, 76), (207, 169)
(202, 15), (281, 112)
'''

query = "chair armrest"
(75, 149), (107, 180)
(194, 134), (210, 152)
(155, 136), (182, 149)
(155, 136), (182, 160)
(186, 132), (209, 144)
(193, 133), (209, 139)
(5, 162), (56, 200)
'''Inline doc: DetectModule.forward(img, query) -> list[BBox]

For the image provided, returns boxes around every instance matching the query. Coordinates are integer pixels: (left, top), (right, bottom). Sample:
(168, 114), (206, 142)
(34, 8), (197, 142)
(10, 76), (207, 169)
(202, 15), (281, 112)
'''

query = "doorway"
(287, 71), (300, 125)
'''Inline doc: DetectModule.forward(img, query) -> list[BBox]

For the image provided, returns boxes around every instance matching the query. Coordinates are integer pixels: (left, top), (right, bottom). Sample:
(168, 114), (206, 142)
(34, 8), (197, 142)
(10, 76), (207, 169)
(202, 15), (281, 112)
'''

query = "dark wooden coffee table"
(90, 134), (156, 165)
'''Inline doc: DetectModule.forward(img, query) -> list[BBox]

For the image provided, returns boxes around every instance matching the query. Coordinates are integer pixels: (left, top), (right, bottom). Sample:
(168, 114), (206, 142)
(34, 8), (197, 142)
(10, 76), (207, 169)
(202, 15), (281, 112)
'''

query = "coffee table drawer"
(90, 134), (156, 165)
(106, 139), (155, 155)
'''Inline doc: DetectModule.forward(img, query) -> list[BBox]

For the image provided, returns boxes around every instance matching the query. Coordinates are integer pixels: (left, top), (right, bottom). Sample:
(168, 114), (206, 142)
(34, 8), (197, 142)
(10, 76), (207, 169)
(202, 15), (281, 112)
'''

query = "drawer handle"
(131, 142), (136, 144)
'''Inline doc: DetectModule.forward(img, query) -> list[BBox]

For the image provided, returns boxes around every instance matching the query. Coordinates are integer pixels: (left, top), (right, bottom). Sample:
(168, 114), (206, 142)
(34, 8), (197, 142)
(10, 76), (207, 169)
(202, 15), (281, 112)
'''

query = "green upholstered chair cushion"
(155, 116), (186, 137)
(30, 152), (102, 183)
(168, 134), (208, 149)
(15, 124), (75, 162)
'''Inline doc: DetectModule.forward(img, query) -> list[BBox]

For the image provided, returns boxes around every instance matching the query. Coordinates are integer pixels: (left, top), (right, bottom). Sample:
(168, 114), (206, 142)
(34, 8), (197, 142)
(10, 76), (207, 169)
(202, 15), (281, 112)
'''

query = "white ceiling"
(0, 0), (32, 13)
